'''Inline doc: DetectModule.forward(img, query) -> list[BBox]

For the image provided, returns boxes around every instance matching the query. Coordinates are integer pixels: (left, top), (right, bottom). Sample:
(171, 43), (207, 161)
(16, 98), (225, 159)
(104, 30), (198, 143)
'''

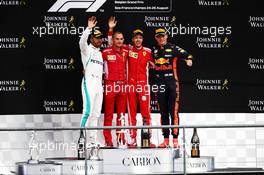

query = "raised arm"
(107, 16), (117, 47)
(79, 16), (98, 56)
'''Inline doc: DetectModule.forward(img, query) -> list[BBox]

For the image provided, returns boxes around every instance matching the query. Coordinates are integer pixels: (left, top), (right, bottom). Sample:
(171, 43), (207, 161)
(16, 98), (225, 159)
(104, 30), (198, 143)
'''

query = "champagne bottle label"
(143, 139), (149, 147)
(191, 149), (199, 157)
(141, 117), (150, 148)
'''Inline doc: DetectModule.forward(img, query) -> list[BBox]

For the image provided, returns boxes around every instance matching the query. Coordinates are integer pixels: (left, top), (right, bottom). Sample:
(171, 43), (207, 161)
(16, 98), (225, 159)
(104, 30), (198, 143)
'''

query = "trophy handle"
(89, 148), (93, 159)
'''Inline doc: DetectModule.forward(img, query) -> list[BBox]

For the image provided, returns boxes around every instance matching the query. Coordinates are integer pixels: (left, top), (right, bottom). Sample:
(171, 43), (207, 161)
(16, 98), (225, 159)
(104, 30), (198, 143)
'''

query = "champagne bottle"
(78, 129), (85, 160)
(191, 128), (200, 158)
(141, 117), (150, 148)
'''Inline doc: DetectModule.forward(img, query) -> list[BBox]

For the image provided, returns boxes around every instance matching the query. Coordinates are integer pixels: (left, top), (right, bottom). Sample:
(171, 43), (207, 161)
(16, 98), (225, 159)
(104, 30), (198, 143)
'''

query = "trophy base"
(27, 159), (40, 164)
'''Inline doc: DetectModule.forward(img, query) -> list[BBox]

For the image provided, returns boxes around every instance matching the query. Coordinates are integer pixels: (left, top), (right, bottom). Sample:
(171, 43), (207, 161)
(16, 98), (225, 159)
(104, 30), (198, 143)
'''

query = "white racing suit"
(79, 27), (104, 144)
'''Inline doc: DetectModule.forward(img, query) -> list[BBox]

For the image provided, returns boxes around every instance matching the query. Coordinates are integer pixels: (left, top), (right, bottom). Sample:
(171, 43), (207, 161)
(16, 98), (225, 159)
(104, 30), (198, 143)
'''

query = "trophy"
(116, 113), (129, 148)
(27, 131), (40, 164)
(87, 143), (104, 174)
(88, 143), (101, 160)
(17, 132), (62, 175)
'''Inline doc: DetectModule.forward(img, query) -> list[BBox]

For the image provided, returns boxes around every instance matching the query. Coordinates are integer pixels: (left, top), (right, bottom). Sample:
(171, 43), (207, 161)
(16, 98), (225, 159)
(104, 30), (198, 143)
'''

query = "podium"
(174, 156), (215, 173)
(16, 161), (62, 175)
(16, 148), (218, 174)
(102, 148), (178, 174)
(47, 148), (179, 174)
(45, 158), (103, 175)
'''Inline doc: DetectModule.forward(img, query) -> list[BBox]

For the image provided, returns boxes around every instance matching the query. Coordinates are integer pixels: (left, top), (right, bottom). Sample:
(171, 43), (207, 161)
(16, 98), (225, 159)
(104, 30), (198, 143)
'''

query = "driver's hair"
(113, 31), (123, 38)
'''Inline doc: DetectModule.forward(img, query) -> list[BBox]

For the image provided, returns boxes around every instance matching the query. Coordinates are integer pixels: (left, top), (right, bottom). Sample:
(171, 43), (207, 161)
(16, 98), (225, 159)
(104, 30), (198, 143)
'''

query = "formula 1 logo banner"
(48, 0), (107, 12)
(48, 0), (172, 13)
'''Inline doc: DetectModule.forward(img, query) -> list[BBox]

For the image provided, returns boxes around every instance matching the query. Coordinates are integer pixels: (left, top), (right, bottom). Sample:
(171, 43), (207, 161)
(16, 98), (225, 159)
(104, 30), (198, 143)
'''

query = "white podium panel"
(102, 148), (177, 174)
(174, 156), (215, 173)
(16, 162), (62, 175)
(45, 148), (179, 174)
(46, 158), (103, 175)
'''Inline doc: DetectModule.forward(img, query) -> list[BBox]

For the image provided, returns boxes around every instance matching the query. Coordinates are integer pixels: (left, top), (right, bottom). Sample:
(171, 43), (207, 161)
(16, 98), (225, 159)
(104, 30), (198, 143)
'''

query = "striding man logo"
(222, 79), (229, 90)
(223, 0), (230, 6)
(68, 58), (75, 69)
(19, 80), (26, 91)
(170, 16), (177, 27)
(222, 37), (229, 48)
(68, 100), (75, 111)
(19, 37), (26, 48)
(68, 16), (75, 27)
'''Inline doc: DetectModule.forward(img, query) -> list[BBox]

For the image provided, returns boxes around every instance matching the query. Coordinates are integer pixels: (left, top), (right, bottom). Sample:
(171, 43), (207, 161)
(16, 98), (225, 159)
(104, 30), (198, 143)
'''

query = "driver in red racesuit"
(108, 17), (155, 147)
(127, 29), (155, 147)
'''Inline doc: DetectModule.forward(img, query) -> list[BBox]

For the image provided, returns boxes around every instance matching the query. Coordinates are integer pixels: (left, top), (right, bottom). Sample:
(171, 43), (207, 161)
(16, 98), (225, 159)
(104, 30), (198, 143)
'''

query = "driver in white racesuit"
(79, 16), (104, 144)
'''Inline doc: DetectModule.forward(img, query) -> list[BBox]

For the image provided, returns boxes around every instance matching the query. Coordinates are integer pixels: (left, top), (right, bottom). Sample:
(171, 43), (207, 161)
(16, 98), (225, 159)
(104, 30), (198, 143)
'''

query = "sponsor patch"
(107, 55), (116, 61)
(129, 51), (138, 59)
(165, 48), (172, 52)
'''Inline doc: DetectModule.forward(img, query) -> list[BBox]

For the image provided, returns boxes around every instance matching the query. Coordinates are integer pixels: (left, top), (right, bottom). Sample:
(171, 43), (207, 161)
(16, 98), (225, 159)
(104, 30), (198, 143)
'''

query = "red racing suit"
(102, 46), (129, 145)
(127, 46), (153, 139)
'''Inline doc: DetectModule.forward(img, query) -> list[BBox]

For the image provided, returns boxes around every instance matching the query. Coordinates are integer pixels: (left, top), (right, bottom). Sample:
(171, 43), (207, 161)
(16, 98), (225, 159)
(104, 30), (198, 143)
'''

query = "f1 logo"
(48, 0), (107, 12)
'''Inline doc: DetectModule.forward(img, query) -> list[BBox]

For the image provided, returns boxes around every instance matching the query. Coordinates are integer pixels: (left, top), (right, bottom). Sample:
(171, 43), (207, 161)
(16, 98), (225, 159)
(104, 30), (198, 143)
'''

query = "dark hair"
(113, 31), (123, 38)
(88, 34), (97, 44)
